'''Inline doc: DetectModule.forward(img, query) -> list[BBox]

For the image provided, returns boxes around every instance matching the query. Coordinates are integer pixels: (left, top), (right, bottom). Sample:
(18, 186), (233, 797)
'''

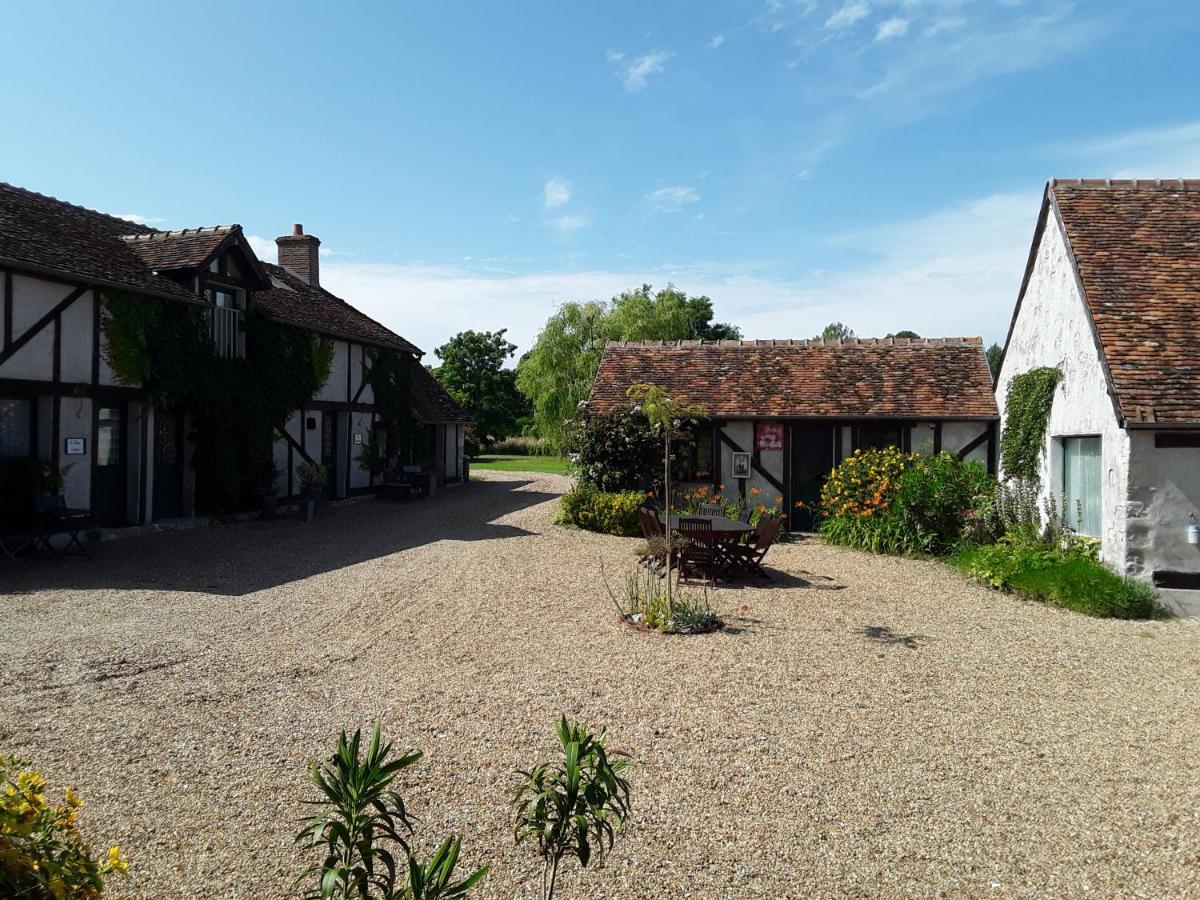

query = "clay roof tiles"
(1049, 178), (1200, 425)
(588, 338), (998, 420)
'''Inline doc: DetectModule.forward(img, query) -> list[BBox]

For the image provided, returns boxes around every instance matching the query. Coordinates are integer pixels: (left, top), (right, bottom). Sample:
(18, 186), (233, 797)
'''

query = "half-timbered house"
(587, 337), (999, 530)
(0, 182), (467, 529)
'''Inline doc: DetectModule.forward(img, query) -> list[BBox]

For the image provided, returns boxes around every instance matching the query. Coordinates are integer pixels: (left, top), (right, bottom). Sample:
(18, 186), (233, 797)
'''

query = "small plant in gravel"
(296, 725), (487, 900)
(604, 564), (720, 634)
(512, 718), (632, 900)
(0, 753), (129, 899)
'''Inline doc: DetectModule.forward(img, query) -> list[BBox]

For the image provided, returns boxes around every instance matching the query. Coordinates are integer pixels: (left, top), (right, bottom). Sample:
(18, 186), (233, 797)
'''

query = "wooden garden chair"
(677, 517), (720, 582)
(729, 516), (783, 581)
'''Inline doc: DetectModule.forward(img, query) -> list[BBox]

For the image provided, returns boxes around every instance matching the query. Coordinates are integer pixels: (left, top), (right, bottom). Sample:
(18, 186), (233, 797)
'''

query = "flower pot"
(300, 496), (318, 522)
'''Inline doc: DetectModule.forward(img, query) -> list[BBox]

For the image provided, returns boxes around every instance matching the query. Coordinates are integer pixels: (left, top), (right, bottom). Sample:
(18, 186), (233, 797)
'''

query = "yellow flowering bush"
(1, 754), (128, 899)
(819, 446), (912, 520)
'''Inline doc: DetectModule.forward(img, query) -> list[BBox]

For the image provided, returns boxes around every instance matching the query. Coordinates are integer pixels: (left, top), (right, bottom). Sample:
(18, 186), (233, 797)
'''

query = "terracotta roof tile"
(1051, 179), (1200, 425)
(588, 338), (998, 419)
(121, 227), (236, 272)
(0, 182), (197, 301)
(411, 364), (471, 424)
(256, 263), (422, 356)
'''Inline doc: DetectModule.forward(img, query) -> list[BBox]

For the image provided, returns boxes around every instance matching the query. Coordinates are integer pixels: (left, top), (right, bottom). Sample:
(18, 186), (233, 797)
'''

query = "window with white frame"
(1061, 436), (1102, 537)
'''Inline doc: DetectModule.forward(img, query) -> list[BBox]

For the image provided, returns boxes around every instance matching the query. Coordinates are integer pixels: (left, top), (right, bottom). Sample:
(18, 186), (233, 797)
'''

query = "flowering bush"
(553, 485), (643, 536)
(1, 755), (128, 899)
(820, 449), (997, 556)
(566, 411), (693, 493)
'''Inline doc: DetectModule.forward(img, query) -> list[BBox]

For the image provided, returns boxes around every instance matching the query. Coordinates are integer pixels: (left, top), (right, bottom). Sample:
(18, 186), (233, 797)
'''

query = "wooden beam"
(0, 286), (85, 369)
(956, 425), (991, 460)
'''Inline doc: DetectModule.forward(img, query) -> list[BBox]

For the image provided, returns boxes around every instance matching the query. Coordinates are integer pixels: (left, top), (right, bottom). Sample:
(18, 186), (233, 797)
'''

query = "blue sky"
(2, 1), (1198, 360)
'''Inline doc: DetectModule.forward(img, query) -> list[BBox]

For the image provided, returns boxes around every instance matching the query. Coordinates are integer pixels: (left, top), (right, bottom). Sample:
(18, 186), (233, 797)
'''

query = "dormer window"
(205, 286), (242, 309)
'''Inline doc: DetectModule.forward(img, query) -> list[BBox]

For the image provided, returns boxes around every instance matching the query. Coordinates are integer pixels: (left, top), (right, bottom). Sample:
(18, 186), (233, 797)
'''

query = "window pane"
(1063, 436), (1102, 536)
(97, 407), (122, 466)
(859, 425), (901, 451)
(0, 399), (32, 458)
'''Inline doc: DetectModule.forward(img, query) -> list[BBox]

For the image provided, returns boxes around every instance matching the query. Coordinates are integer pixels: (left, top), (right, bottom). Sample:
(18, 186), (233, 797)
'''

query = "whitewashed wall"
(996, 213), (1130, 569)
(1127, 434), (1200, 588)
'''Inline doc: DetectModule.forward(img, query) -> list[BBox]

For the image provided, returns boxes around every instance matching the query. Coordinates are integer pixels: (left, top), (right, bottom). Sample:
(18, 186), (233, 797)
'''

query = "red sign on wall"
(756, 422), (785, 451)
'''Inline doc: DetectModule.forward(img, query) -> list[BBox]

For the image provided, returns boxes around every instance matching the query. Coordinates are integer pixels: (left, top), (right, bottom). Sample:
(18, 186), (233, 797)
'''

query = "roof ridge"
(1049, 177), (1200, 190)
(0, 180), (160, 233)
(605, 337), (984, 348)
(119, 225), (238, 242)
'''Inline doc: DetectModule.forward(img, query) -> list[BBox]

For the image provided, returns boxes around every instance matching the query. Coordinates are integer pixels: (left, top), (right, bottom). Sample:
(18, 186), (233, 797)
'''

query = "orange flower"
(794, 500), (805, 508)
(749, 486), (761, 496)
(775, 496), (782, 505)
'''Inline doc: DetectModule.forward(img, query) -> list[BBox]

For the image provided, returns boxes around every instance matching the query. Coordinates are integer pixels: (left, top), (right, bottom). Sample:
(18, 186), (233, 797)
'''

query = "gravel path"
(2, 471), (1198, 898)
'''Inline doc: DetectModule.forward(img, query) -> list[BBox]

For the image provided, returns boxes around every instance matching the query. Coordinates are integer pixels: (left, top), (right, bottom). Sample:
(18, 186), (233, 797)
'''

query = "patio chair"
(696, 503), (724, 517)
(729, 516), (783, 581)
(1, 530), (34, 564)
(636, 508), (663, 572)
(677, 517), (720, 582)
(33, 494), (91, 559)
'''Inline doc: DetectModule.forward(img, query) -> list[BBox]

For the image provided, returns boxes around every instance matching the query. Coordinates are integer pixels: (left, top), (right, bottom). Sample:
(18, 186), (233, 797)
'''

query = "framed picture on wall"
(731, 451), (751, 479)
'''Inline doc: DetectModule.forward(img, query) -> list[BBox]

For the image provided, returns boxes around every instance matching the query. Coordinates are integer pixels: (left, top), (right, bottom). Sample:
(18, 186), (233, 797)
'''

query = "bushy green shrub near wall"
(567, 411), (693, 493)
(553, 484), (644, 536)
(1000, 367), (1061, 481)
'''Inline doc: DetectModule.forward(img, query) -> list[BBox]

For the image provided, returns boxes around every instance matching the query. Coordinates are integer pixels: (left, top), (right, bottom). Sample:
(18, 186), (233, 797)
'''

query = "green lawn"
(470, 454), (571, 474)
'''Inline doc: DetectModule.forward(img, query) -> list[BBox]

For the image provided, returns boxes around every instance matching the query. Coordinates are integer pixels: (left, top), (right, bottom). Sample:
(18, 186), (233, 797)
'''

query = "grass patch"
(952, 543), (1163, 620)
(471, 454), (571, 474)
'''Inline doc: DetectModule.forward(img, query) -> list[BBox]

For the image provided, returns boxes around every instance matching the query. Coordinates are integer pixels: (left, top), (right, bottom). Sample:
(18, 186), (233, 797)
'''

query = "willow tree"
(626, 383), (703, 616)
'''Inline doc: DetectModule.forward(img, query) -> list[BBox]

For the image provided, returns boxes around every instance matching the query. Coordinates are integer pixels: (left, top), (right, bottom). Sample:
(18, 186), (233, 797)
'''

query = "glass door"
(93, 405), (127, 526)
(1062, 436), (1102, 536)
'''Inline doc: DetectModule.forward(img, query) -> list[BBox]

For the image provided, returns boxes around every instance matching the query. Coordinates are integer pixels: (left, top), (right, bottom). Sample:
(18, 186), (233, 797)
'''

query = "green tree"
(986, 342), (1003, 380)
(517, 285), (738, 450)
(886, 330), (921, 339)
(816, 322), (856, 341)
(430, 329), (529, 445)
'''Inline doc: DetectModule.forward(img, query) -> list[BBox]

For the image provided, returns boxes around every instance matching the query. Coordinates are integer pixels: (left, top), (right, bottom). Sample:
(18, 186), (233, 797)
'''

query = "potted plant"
(259, 464), (279, 521)
(297, 461), (326, 522)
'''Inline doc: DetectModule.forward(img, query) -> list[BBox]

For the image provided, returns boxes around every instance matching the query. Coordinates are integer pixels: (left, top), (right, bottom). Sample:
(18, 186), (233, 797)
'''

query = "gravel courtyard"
(2, 471), (1198, 898)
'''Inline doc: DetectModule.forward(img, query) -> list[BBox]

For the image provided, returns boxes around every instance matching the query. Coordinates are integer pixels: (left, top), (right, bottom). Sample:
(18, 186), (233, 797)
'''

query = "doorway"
(92, 404), (127, 526)
(790, 423), (835, 531)
(320, 412), (339, 500)
(153, 412), (184, 520)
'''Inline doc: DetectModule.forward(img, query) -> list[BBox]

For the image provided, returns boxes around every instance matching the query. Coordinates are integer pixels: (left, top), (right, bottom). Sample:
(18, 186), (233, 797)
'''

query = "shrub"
(296, 725), (487, 900)
(0, 754), (129, 899)
(486, 436), (554, 456)
(953, 540), (1162, 619)
(554, 485), (643, 536)
(819, 449), (996, 556)
(567, 410), (692, 493)
(512, 718), (632, 900)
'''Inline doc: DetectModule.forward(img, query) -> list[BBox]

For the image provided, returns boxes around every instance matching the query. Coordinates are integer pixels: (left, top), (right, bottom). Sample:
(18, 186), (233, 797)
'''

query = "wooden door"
(153, 413), (184, 520)
(789, 423), (835, 532)
(320, 413), (339, 499)
(92, 404), (127, 526)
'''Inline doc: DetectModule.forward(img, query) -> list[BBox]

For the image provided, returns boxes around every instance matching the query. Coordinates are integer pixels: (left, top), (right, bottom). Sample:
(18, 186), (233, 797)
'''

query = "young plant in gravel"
(512, 717), (632, 900)
(604, 561), (720, 634)
(296, 725), (487, 900)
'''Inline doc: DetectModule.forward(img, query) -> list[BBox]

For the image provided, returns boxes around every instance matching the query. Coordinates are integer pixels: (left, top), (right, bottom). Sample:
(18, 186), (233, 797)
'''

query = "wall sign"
(64, 437), (87, 456)
(731, 451), (751, 479)
(353, 433), (364, 445)
(756, 422), (785, 451)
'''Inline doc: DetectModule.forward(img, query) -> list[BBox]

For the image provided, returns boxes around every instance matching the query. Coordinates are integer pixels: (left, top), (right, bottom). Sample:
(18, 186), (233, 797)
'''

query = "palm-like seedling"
(296, 725), (422, 900)
(512, 717), (632, 900)
(403, 836), (489, 899)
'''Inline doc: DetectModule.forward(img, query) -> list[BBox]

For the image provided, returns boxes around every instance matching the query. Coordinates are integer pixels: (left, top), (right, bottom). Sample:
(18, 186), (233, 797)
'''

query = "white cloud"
(109, 212), (167, 226)
(542, 177), (572, 209)
(1056, 120), (1200, 178)
(610, 49), (673, 92)
(245, 234), (276, 262)
(708, 33), (726, 48)
(643, 185), (701, 213)
(875, 17), (908, 40)
(825, 2), (870, 29)
(318, 189), (1038, 362)
(550, 214), (590, 232)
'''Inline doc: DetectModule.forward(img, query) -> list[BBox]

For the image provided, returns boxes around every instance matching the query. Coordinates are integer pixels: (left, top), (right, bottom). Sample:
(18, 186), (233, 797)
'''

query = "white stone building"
(996, 179), (1200, 615)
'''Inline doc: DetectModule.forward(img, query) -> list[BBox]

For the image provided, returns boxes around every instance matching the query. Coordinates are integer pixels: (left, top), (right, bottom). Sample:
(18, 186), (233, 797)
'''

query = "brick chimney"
(275, 224), (320, 286)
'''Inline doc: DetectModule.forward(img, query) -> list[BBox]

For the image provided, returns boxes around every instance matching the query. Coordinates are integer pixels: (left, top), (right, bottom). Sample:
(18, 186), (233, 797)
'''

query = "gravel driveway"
(2, 471), (1198, 898)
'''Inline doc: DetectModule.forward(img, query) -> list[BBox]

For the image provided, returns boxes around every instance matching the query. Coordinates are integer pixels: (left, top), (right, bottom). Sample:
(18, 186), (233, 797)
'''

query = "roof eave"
(0, 255), (202, 305)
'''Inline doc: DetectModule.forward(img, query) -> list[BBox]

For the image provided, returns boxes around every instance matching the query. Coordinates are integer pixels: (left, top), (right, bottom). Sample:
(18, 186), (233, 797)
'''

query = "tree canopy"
(816, 321), (856, 341)
(517, 284), (740, 450)
(429, 329), (529, 444)
(986, 342), (1003, 380)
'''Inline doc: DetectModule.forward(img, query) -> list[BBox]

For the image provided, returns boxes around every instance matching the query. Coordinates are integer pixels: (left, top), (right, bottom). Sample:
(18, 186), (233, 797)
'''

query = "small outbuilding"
(997, 178), (1200, 615)
(588, 337), (999, 530)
